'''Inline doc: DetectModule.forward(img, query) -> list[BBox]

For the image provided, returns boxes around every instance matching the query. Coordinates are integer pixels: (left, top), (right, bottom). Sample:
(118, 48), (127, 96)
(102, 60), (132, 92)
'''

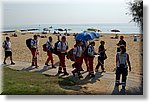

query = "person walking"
(81, 41), (89, 71)
(115, 45), (131, 90)
(30, 35), (39, 68)
(72, 41), (83, 79)
(45, 36), (56, 68)
(95, 41), (107, 72)
(57, 36), (69, 76)
(3, 37), (15, 65)
(117, 36), (126, 52)
(87, 41), (96, 77)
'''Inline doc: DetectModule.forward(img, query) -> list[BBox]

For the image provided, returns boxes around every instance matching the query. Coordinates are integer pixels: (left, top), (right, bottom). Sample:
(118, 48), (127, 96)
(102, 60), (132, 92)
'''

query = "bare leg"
(3, 57), (8, 64)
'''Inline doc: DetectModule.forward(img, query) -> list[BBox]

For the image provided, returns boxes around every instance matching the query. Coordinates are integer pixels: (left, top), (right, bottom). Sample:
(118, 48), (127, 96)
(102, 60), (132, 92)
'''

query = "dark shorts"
(116, 67), (128, 76)
(5, 51), (12, 57)
(98, 56), (104, 64)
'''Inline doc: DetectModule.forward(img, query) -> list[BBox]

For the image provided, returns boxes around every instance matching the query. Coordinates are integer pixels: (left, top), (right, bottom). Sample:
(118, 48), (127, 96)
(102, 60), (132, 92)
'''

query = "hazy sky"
(3, 0), (133, 26)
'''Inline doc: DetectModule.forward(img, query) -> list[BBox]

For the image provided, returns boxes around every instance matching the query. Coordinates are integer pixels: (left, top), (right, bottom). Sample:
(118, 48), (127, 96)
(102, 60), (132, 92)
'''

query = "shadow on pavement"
(58, 71), (103, 92)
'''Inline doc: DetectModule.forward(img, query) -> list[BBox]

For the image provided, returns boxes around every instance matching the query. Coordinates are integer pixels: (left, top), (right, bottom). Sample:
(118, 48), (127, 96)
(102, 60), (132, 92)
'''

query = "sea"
(3, 23), (141, 34)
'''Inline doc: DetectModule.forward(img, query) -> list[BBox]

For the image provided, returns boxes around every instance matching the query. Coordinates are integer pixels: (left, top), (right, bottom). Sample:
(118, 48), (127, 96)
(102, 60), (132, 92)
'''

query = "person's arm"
(116, 53), (119, 67)
(73, 48), (77, 61)
(127, 54), (131, 71)
(116, 41), (120, 46)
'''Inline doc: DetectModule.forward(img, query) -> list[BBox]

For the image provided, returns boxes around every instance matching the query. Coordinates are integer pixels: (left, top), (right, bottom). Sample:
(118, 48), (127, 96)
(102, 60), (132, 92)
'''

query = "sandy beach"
(2, 33), (143, 75)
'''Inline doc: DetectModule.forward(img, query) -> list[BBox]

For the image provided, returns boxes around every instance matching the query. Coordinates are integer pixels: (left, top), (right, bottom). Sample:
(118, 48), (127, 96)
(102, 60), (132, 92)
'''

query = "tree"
(128, 0), (143, 33)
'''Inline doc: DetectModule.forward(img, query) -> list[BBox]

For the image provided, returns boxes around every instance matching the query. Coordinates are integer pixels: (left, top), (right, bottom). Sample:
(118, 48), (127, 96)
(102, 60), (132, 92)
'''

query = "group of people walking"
(2, 35), (131, 90)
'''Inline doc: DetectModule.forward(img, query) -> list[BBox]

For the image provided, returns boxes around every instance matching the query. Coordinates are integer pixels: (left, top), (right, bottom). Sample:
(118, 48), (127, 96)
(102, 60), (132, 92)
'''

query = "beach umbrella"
(111, 29), (120, 32)
(75, 32), (100, 41)
(15, 30), (21, 33)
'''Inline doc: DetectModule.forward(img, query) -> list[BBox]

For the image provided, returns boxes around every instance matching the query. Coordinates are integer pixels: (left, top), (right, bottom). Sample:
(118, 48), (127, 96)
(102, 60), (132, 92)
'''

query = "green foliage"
(128, 0), (143, 33)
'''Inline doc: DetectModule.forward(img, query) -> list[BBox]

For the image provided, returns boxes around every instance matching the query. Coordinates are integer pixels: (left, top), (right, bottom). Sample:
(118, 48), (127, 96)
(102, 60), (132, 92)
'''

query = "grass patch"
(2, 67), (70, 95)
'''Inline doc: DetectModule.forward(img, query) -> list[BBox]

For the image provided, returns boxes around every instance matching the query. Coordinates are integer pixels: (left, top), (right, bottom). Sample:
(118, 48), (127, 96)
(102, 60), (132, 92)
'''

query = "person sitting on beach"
(87, 41), (97, 77)
(95, 41), (107, 72)
(30, 35), (39, 68)
(115, 45), (131, 90)
(2, 37), (15, 65)
(57, 36), (69, 76)
(72, 41), (83, 79)
(116, 36), (126, 52)
(45, 36), (56, 68)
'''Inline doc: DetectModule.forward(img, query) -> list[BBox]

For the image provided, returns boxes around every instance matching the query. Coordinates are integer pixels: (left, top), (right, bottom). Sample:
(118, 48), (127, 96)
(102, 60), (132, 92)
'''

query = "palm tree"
(128, 0), (143, 33)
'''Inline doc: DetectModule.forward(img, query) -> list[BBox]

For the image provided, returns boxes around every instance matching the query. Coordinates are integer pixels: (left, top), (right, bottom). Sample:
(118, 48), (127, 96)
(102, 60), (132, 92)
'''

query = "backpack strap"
(4, 41), (8, 49)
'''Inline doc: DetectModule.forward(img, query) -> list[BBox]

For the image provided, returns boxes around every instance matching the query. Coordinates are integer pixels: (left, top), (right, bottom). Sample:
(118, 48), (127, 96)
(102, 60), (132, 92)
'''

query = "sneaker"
(63, 72), (69, 76)
(79, 75), (83, 79)
(72, 71), (75, 76)
(35, 65), (39, 68)
(11, 62), (15, 65)
(58, 71), (63, 74)
(52, 65), (56, 68)
(45, 63), (50, 66)
(31, 64), (35, 66)
(91, 74), (95, 78)
(102, 70), (106, 73)
(80, 68), (84, 71)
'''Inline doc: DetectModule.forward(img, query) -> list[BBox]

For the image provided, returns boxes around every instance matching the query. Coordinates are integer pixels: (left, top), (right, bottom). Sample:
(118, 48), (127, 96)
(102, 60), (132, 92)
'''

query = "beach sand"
(2, 33), (143, 75)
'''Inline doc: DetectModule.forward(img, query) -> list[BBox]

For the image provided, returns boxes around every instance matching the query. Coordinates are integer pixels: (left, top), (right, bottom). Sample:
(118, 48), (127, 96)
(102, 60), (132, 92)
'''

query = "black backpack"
(3, 41), (9, 50)
(53, 41), (60, 55)
(26, 38), (32, 49)
(66, 48), (74, 61)
(42, 43), (48, 52)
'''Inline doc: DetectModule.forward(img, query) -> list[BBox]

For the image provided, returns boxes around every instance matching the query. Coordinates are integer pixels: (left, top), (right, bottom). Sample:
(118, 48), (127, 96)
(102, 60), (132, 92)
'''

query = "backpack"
(66, 48), (75, 61)
(53, 41), (60, 55)
(3, 41), (9, 50)
(26, 38), (32, 49)
(66, 46), (78, 61)
(42, 43), (48, 52)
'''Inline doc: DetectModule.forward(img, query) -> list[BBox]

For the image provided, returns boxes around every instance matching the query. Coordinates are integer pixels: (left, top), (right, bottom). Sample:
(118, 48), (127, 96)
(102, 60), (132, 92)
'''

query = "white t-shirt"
(116, 52), (128, 68)
(88, 45), (95, 57)
(31, 39), (38, 48)
(57, 41), (68, 53)
(73, 46), (83, 57)
(46, 40), (53, 51)
(3, 40), (11, 51)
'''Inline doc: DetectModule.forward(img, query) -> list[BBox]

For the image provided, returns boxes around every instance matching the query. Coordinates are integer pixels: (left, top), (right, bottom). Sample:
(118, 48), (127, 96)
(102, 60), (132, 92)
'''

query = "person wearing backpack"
(53, 35), (60, 55)
(30, 35), (39, 68)
(115, 45), (131, 90)
(87, 41), (97, 77)
(2, 37), (15, 65)
(44, 36), (56, 68)
(57, 36), (69, 76)
(95, 41), (107, 72)
(72, 41), (83, 79)
(81, 41), (89, 71)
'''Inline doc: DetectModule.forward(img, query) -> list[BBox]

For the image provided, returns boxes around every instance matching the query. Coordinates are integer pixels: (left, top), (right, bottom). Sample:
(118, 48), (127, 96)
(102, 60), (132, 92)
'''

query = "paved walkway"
(2, 61), (143, 95)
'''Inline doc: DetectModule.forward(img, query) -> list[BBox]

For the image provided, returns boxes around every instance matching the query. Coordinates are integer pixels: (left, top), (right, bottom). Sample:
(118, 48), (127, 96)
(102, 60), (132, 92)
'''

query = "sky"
(2, 0), (134, 26)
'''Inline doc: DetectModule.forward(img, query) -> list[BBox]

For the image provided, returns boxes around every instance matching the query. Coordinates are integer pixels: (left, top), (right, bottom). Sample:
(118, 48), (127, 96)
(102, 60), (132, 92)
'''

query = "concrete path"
(2, 61), (143, 95)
